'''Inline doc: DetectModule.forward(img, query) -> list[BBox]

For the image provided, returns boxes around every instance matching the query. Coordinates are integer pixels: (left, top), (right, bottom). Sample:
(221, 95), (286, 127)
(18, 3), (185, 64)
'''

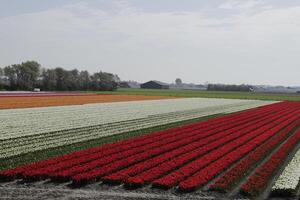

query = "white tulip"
(272, 149), (300, 196)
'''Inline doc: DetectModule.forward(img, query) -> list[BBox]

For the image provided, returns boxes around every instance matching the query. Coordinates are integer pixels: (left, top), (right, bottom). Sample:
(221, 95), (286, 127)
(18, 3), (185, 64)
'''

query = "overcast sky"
(0, 0), (299, 86)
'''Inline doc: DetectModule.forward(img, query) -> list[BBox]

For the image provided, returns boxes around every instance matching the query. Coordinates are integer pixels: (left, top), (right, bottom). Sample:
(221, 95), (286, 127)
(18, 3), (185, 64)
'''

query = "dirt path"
(0, 182), (216, 200)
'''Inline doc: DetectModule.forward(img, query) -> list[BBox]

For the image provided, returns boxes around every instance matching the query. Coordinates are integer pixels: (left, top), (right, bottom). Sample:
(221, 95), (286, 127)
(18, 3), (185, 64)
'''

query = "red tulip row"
(67, 104), (280, 182)
(102, 104), (294, 185)
(1, 101), (278, 180)
(209, 119), (300, 192)
(178, 113), (300, 191)
(240, 129), (300, 196)
(0, 101), (284, 180)
(1, 101), (299, 198)
(23, 104), (275, 180)
(70, 103), (294, 184)
(150, 107), (300, 189)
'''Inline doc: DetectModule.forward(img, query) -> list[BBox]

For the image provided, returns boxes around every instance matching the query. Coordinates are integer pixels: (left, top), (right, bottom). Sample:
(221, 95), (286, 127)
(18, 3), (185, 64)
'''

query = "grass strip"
(89, 88), (300, 102)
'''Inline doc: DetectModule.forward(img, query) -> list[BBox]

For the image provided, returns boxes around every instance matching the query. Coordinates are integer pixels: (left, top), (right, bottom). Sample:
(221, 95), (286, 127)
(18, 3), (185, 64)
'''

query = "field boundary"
(96, 88), (300, 102)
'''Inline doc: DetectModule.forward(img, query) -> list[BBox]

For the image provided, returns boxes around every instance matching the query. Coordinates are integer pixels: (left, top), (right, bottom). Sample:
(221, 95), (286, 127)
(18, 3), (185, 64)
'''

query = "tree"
(90, 71), (118, 91)
(4, 65), (17, 90)
(68, 69), (80, 90)
(41, 69), (57, 91)
(16, 61), (41, 90)
(53, 67), (67, 91)
(3, 61), (41, 90)
(0, 67), (5, 89)
(1, 61), (120, 91)
(175, 78), (182, 86)
(78, 70), (90, 90)
(207, 84), (253, 92)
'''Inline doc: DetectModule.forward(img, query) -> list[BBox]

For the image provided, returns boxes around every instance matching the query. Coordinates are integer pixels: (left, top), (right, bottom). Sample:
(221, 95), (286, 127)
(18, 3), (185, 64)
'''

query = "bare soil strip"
(0, 183), (216, 200)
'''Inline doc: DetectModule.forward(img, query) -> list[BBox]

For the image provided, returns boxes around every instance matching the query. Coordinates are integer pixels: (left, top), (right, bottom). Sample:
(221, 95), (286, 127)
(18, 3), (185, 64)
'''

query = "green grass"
(0, 114), (222, 171)
(92, 88), (300, 101)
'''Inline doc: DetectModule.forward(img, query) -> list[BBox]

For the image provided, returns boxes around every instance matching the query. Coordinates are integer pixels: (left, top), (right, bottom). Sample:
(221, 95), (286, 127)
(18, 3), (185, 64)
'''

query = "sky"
(0, 0), (299, 86)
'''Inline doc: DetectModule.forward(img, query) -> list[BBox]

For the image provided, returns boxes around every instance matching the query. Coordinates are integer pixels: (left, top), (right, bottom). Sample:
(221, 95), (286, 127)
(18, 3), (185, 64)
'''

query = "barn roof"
(143, 80), (169, 86)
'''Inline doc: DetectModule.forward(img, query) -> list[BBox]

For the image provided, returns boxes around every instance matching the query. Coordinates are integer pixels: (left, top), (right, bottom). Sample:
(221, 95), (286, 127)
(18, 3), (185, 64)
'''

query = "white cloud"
(219, 0), (262, 10)
(0, 1), (300, 86)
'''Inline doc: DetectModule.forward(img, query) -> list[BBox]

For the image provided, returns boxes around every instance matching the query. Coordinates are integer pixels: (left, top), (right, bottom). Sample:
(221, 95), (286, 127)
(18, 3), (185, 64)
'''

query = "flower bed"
(0, 98), (270, 159)
(1, 101), (300, 199)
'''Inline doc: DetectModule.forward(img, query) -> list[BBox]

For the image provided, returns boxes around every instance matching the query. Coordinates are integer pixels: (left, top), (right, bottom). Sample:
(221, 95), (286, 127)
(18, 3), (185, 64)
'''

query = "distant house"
(119, 81), (131, 88)
(254, 86), (300, 94)
(118, 81), (141, 88)
(140, 80), (169, 89)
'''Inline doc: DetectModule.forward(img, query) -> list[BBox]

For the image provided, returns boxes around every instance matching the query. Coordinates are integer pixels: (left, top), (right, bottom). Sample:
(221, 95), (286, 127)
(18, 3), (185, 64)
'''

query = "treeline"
(207, 84), (253, 92)
(0, 61), (120, 91)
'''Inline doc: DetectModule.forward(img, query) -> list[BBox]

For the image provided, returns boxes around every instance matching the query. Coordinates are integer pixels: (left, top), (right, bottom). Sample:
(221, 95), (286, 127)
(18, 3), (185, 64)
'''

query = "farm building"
(141, 80), (170, 89)
(118, 81), (131, 88)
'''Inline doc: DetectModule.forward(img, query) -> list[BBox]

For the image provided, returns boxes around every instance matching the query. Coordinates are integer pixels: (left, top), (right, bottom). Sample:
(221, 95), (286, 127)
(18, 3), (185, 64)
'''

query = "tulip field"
(0, 98), (267, 159)
(0, 94), (300, 199)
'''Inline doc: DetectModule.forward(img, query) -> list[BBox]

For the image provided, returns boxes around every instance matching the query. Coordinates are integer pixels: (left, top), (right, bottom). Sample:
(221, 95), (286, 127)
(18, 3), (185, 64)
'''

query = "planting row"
(0, 98), (272, 140)
(240, 129), (300, 196)
(1, 102), (280, 177)
(271, 148), (300, 197)
(209, 119), (300, 192)
(149, 105), (300, 191)
(0, 101), (280, 176)
(179, 119), (300, 192)
(0, 94), (175, 109)
(0, 98), (271, 159)
(1, 101), (299, 199)
(0, 92), (92, 97)
(0, 107), (225, 158)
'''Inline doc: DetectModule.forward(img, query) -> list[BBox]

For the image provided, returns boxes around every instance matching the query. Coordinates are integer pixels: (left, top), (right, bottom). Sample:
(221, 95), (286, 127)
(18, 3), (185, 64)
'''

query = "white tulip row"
(272, 148), (300, 196)
(0, 98), (274, 159)
(0, 98), (272, 140)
